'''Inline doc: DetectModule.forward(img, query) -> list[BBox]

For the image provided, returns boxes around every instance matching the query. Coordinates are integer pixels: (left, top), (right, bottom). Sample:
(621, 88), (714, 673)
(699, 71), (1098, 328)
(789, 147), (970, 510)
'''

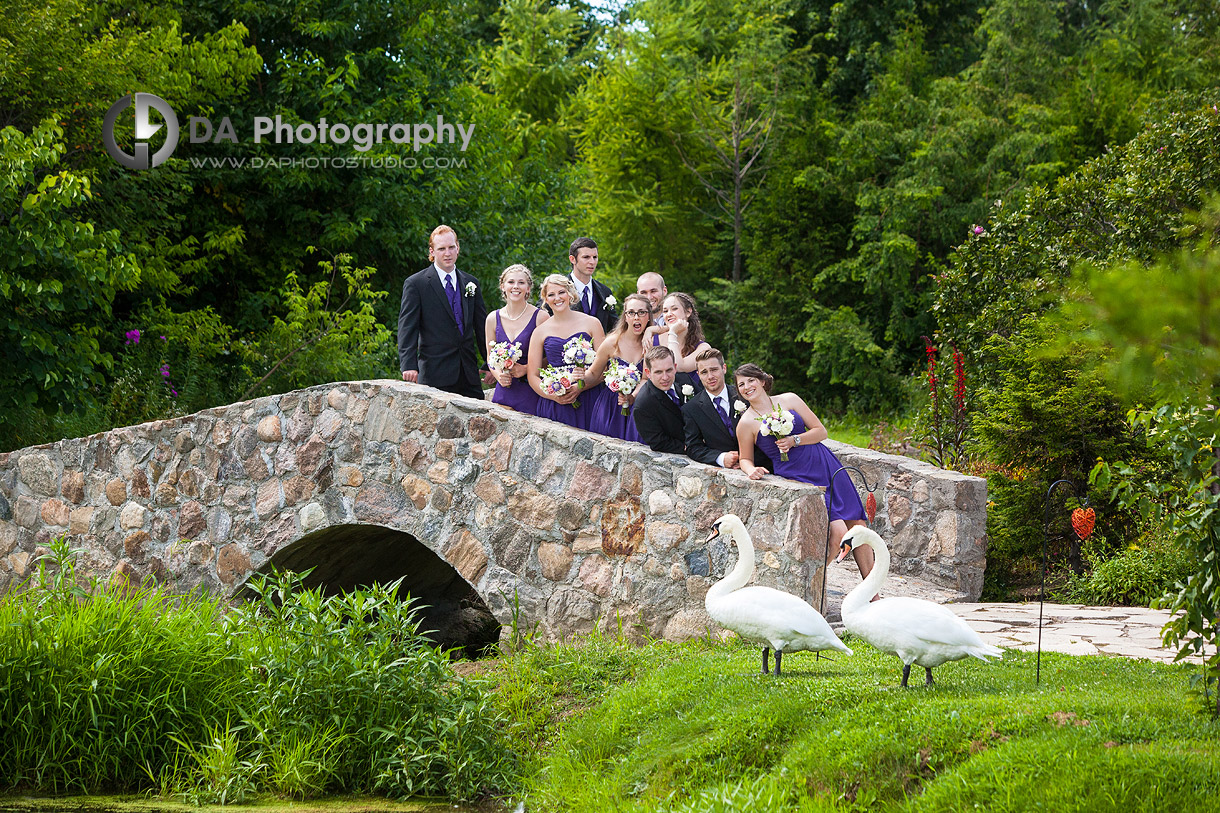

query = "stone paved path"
(825, 565), (1196, 664)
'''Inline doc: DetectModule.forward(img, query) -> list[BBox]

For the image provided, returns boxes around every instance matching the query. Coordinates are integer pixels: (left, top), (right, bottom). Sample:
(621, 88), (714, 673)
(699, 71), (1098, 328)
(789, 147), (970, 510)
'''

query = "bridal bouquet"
(757, 404), (796, 461)
(562, 335), (597, 369)
(540, 365), (582, 409)
(603, 359), (641, 415)
(488, 340), (522, 373)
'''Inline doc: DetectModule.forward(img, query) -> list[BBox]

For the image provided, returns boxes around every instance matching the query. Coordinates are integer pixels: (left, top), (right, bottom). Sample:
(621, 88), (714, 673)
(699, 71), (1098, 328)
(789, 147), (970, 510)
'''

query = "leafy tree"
(0, 122), (139, 425)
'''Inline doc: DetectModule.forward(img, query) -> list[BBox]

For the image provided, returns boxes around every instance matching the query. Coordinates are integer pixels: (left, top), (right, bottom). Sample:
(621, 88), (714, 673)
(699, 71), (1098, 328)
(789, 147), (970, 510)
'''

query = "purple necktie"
(716, 397), (732, 430)
(581, 285), (591, 314)
(667, 388), (680, 405)
(444, 275), (463, 334)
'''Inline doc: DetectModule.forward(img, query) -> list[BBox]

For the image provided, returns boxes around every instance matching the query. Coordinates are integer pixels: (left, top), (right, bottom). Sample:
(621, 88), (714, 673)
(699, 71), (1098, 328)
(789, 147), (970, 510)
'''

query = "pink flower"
(124, 329), (141, 345)
(159, 364), (170, 378)
(972, 225), (984, 235)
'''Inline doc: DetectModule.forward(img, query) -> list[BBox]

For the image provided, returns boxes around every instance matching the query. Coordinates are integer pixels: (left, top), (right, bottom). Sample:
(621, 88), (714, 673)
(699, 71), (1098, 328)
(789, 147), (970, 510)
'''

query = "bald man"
(636, 272), (668, 327)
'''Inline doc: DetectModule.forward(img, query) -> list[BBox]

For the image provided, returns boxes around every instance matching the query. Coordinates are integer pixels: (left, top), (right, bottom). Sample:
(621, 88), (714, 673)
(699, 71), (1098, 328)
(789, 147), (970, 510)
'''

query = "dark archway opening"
(253, 524), (500, 659)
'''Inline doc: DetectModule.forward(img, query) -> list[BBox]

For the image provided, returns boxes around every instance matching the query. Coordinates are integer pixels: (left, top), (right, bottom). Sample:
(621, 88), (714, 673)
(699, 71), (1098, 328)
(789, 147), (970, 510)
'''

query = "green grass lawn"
(480, 634), (1220, 812)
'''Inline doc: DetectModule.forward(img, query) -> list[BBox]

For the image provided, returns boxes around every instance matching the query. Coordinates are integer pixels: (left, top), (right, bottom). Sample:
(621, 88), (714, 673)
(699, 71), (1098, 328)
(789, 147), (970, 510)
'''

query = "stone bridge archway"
(0, 380), (989, 642)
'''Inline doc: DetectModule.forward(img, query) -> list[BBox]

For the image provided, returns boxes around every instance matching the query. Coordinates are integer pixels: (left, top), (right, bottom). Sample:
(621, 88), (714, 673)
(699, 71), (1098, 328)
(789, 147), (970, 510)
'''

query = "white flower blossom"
(464, 281), (477, 297)
(604, 295), (618, 309)
(734, 400), (748, 415)
(681, 384), (694, 397)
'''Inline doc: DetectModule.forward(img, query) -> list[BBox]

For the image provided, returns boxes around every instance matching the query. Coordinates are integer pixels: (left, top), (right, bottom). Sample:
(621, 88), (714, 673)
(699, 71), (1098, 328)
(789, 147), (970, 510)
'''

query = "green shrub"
(232, 571), (517, 801)
(1065, 543), (1194, 608)
(971, 328), (1148, 596)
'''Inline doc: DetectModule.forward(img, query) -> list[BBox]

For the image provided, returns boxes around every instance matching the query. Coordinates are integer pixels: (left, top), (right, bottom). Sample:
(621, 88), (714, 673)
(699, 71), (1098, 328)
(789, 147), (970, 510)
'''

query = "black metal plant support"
(1039, 479), (1088, 686)
(823, 465), (878, 614)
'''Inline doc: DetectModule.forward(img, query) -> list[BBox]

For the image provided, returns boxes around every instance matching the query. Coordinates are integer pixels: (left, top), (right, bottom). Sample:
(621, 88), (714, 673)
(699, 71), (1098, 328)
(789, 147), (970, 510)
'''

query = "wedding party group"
(397, 225), (874, 573)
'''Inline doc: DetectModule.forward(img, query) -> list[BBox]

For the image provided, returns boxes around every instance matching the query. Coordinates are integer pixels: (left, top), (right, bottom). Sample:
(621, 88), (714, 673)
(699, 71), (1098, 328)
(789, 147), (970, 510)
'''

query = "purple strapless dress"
(754, 412), (866, 523)
(587, 357), (642, 443)
(536, 331), (598, 430)
(491, 309), (542, 414)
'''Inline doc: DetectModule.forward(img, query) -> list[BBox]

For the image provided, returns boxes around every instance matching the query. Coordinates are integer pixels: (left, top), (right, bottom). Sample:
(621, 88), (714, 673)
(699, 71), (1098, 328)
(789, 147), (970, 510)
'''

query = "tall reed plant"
(0, 540), (243, 792)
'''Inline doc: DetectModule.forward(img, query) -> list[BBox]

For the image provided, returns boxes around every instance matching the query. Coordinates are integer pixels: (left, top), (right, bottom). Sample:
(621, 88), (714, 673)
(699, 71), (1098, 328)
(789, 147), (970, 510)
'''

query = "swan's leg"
(901, 664), (911, 688)
(762, 648), (770, 674)
(925, 666), (934, 686)
(774, 650), (783, 676)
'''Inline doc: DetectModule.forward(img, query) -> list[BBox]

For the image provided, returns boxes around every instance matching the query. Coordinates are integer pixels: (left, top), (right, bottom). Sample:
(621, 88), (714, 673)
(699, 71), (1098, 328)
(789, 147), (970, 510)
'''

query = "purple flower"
(171, 389), (179, 397)
(160, 335), (167, 342)
(972, 225), (984, 235)
(159, 364), (170, 378)
(124, 329), (141, 345)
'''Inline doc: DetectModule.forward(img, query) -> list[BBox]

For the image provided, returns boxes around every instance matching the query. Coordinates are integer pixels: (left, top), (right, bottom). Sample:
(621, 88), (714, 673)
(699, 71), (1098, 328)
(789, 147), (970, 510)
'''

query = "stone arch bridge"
(0, 381), (988, 645)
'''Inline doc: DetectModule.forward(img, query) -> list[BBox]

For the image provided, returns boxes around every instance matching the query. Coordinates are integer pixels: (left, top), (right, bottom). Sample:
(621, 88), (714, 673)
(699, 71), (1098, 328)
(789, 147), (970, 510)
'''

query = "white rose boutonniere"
(604, 295), (617, 310)
(464, 281), (477, 297)
(681, 384), (694, 402)
(733, 399), (748, 416)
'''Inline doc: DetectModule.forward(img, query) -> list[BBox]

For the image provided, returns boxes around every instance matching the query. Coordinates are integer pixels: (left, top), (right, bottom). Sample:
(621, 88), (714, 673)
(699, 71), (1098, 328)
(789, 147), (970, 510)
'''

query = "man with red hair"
(397, 225), (491, 399)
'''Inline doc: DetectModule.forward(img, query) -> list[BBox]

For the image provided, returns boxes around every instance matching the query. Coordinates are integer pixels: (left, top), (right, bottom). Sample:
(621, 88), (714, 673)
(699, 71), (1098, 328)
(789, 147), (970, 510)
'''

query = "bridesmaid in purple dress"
(527, 274), (605, 430)
(732, 362), (877, 583)
(485, 264), (549, 414)
(584, 293), (651, 442)
(644, 292), (709, 395)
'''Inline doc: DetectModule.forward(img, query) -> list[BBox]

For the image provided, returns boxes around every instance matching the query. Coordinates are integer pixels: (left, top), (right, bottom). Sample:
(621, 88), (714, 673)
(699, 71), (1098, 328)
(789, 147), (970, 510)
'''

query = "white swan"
(836, 526), (1003, 687)
(705, 514), (851, 675)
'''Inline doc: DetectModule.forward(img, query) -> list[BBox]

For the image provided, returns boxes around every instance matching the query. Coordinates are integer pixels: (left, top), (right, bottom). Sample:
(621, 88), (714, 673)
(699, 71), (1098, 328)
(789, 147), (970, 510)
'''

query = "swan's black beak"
(706, 525), (721, 543)
(834, 541), (853, 564)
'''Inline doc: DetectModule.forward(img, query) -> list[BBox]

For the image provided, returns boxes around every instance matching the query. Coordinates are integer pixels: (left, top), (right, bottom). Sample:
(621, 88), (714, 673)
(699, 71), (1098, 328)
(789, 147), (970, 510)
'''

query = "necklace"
(502, 304), (529, 320)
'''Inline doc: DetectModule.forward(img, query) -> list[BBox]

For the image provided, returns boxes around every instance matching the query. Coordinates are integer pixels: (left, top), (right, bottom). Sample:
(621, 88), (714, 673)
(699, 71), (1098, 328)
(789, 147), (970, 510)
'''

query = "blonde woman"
(484, 263), (549, 413)
(527, 274), (605, 429)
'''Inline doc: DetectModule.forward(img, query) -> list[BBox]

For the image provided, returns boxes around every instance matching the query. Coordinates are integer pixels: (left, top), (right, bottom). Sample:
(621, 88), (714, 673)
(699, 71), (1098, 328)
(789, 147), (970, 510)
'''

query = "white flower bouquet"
(604, 359), (641, 415)
(562, 335), (597, 369)
(757, 404), (796, 461)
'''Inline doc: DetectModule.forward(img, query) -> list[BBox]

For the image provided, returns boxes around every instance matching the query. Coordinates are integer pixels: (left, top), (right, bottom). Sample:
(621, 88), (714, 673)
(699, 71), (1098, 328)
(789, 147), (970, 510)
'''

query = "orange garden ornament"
(1071, 507), (1096, 540)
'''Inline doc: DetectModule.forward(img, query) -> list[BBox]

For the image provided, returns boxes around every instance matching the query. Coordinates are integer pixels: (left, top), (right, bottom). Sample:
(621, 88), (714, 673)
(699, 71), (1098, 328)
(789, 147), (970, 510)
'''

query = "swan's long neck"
(841, 533), (889, 619)
(706, 525), (754, 602)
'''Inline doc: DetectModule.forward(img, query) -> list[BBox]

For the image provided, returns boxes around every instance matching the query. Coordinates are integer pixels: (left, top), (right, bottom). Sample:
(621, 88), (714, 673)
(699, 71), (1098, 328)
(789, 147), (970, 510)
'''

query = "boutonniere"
(681, 384), (694, 402)
(464, 281), (477, 298)
(733, 399), (748, 416)
(604, 295), (617, 310)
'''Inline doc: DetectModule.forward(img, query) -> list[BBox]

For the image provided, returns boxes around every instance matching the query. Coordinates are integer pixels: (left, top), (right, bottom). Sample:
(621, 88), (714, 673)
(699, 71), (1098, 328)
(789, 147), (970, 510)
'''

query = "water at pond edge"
(0, 795), (486, 813)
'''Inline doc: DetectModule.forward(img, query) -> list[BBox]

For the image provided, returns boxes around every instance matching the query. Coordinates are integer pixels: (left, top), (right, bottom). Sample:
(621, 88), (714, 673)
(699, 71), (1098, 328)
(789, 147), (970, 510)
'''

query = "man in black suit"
(632, 346), (695, 454)
(683, 347), (773, 470)
(397, 225), (491, 399)
(566, 236), (619, 334)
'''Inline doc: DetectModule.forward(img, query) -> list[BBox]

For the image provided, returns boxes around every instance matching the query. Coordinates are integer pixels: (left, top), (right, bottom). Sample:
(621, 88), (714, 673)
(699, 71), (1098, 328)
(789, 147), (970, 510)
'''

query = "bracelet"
(794, 433), (802, 445)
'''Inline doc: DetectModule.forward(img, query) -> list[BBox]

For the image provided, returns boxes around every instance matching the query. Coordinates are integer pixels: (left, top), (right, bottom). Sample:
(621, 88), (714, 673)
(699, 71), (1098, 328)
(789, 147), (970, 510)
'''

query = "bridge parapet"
(0, 381), (986, 641)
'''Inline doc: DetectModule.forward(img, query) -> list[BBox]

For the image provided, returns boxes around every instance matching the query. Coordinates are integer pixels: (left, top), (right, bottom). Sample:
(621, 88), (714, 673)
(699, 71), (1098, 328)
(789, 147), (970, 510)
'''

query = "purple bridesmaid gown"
(587, 357), (643, 443)
(754, 412), (866, 523)
(490, 309), (542, 414)
(536, 331), (596, 430)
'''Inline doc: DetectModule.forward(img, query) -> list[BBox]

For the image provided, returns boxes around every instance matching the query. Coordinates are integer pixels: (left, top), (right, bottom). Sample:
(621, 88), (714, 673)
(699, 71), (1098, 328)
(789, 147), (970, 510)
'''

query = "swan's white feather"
(705, 515), (851, 657)
(840, 526), (1003, 673)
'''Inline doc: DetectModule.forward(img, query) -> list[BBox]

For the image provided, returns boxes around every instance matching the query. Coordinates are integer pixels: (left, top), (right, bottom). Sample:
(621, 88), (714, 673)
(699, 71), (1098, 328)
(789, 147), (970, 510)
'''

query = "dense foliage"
(0, 542), (516, 800)
(5, 0), (1219, 446)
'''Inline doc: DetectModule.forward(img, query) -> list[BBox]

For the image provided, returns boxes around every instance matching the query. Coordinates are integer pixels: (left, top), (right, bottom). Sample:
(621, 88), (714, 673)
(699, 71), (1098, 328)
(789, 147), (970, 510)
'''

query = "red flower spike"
(1071, 507), (1095, 540)
(865, 492), (877, 524)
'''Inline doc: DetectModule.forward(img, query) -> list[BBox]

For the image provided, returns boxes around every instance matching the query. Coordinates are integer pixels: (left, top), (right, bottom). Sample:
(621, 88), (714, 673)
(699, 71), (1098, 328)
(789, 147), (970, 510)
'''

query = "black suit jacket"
(683, 386), (773, 470)
(566, 273), (614, 334)
(632, 374), (695, 455)
(397, 265), (488, 389)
